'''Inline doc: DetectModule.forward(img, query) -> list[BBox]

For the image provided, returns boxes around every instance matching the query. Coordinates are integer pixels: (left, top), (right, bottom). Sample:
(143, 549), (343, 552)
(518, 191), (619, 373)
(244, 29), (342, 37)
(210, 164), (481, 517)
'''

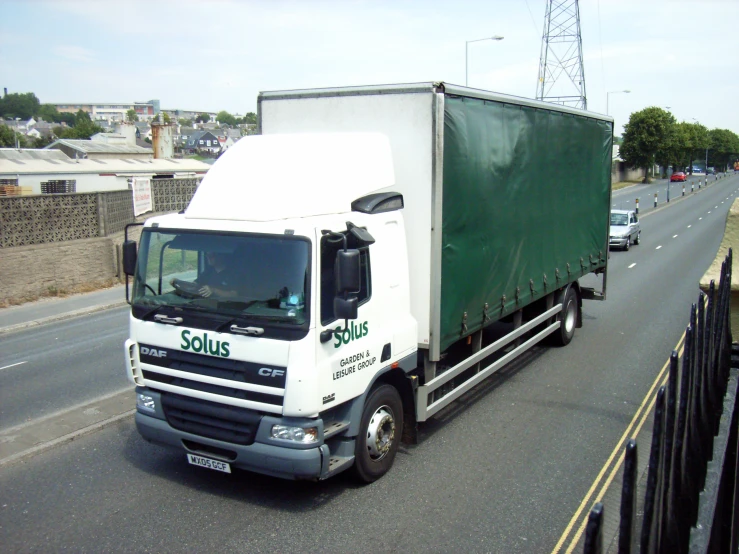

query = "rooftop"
(45, 139), (153, 155)
(0, 156), (211, 176)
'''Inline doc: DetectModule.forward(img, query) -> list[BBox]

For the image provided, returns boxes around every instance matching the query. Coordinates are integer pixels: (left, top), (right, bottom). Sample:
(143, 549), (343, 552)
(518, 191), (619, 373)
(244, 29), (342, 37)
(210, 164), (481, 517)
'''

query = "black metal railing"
(583, 249), (738, 553)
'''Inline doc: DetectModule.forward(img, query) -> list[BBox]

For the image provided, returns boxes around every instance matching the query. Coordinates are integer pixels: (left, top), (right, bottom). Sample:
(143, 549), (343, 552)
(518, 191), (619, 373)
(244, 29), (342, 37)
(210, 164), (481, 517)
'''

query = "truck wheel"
(352, 384), (403, 483)
(551, 286), (578, 347)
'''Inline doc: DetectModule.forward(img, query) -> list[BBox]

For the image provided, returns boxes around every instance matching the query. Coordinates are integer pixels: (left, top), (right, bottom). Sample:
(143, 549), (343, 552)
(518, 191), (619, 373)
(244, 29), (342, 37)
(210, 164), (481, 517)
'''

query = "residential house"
(184, 130), (221, 156)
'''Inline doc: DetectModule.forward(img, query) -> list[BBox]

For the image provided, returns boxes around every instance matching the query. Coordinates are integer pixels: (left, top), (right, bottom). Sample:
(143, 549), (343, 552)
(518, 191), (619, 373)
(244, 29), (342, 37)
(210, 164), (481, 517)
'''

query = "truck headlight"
(271, 425), (319, 443)
(137, 394), (156, 414)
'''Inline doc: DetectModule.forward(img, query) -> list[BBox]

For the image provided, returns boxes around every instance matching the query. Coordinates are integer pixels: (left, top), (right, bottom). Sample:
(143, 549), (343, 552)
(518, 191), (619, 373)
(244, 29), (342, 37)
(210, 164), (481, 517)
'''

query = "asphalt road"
(0, 307), (131, 430)
(611, 172), (724, 213)
(1, 174), (738, 553)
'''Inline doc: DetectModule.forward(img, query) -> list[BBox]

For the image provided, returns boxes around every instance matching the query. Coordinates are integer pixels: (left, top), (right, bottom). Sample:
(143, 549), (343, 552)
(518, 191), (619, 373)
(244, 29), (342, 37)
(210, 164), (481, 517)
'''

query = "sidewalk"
(0, 284), (128, 334)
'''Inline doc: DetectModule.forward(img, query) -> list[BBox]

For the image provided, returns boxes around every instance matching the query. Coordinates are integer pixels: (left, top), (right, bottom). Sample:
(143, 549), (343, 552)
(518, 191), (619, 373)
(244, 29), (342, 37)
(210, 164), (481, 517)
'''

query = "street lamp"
(606, 90), (630, 115)
(14, 117), (20, 150)
(465, 36), (504, 87)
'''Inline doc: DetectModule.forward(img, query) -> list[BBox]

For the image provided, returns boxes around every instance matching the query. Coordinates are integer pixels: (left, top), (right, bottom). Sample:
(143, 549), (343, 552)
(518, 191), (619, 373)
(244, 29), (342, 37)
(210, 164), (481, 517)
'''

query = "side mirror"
(122, 240), (138, 276)
(334, 296), (358, 320)
(335, 249), (360, 293)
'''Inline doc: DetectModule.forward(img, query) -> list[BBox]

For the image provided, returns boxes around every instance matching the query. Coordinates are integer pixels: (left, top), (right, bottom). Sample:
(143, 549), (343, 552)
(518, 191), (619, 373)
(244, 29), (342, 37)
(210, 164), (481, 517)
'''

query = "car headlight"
(271, 425), (319, 443)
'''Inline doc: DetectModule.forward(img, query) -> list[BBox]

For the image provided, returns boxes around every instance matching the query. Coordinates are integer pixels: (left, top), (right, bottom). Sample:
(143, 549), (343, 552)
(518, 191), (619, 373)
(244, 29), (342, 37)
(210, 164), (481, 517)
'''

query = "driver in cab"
(196, 251), (240, 299)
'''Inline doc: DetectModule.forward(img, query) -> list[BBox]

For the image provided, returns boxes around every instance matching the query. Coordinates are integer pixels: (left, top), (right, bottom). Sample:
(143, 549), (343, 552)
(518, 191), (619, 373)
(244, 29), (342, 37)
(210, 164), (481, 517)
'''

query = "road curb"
(0, 301), (128, 336)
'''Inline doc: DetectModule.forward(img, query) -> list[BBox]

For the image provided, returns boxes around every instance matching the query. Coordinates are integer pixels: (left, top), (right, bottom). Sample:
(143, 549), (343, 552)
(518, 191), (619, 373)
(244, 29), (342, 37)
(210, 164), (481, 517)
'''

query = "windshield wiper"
(213, 302), (260, 332)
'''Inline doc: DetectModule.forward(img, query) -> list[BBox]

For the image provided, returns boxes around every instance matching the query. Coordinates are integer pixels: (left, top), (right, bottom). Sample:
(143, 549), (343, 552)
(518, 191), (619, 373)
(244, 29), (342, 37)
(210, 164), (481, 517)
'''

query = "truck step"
(323, 455), (354, 479)
(323, 420), (350, 440)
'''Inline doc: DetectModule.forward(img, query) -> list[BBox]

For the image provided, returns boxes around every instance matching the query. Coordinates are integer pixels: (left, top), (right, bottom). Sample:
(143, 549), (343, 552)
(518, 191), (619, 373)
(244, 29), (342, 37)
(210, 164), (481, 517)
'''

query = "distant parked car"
(707, 167), (716, 175)
(609, 209), (641, 250)
(670, 172), (687, 182)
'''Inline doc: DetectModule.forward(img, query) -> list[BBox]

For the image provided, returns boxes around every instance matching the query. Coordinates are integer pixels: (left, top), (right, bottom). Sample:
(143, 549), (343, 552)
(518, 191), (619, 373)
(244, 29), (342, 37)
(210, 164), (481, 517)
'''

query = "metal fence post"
(619, 440), (638, 554)
(654, 193), (658, 208)
(584, 502), (604, 554)
(635, 198), (639, 214)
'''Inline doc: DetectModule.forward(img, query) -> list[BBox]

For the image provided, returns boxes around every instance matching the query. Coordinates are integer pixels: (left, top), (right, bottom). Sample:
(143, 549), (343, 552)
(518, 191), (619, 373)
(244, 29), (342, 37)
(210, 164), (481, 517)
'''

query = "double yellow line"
(551, 331), (687, 553)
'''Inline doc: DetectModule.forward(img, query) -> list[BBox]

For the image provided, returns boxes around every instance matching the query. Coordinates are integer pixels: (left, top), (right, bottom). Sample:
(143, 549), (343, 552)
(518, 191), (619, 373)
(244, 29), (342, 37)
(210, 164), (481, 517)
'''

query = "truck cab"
(124, 133), (418, 481)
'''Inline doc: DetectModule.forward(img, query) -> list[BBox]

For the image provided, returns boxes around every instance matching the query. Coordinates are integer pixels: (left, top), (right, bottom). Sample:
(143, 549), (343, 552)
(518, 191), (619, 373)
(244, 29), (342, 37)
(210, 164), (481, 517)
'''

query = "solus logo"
(181, 330), (230, 358)
(333, 321), (368, 349)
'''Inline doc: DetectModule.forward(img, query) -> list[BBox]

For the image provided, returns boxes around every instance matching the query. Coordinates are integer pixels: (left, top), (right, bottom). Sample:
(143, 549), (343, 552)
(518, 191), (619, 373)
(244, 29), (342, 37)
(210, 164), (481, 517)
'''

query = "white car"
(609, 209), (641, 250)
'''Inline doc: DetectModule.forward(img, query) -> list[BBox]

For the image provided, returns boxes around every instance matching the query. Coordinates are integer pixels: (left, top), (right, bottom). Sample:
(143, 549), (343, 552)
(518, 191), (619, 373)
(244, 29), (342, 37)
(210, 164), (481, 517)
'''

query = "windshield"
(132, 229), (310, 325)
(610, 213), (628, 226)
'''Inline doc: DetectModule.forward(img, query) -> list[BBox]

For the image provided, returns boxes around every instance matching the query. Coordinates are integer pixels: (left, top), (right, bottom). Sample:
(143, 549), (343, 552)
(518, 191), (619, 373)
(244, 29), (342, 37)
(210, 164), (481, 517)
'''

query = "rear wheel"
(634, 232), (641, 245)
(352, 384), (403, 483)
(551, 286), (578, 347)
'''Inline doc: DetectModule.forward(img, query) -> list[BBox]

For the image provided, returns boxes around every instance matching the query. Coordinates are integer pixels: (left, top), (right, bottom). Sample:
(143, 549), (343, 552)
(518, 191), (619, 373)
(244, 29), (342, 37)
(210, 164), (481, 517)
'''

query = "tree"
(708, 129), (739, 170)
(53, 109), (103, 139)
(0, 123), (27, 147)
(619, 107), (676, 183)
(682, 122), (709, 171)
(126, 109), (139, 122)
(243, 112), (257, 125)
(195, 113), (210, 123)
(178, 118), (193, 126)
(162, 112), (171, 124)
(217, 110), (237, 127)
(0, 92), (40, 120)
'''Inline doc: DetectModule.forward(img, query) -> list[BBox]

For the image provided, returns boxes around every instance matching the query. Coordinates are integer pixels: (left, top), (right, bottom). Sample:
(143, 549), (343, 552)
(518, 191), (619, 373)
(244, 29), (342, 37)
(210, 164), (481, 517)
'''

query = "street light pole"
(606, 90), (630, 115)
(14, 117), (20, 150)
(465, 36), (504, 87)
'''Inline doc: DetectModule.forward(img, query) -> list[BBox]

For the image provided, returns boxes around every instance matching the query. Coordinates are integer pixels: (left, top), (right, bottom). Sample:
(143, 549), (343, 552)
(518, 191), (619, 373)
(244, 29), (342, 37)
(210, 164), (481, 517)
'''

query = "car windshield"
(610, 213), (628, 226)
(131, 229), (310, 325)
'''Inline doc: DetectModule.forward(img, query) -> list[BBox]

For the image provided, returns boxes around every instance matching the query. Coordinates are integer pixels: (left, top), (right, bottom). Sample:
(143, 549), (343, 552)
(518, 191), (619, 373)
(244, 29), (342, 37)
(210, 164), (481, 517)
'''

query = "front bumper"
(135, 389), (330, 480)
(609, 236), (628, 248)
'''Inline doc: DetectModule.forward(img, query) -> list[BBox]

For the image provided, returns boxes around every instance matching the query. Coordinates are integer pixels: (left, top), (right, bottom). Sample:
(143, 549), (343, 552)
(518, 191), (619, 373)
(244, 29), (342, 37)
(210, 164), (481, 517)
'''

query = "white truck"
(123, 82), (612, 482)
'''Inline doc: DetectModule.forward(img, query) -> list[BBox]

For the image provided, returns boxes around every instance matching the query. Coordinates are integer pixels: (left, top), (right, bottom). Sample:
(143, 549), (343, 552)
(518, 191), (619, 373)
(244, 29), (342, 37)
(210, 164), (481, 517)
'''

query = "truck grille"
(160, 392), (262, 445)
(138, 343), (285, 408)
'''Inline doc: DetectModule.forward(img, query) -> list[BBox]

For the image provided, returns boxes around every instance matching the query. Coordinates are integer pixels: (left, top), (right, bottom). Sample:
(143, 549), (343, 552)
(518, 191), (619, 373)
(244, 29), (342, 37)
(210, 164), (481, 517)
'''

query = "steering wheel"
(171, 278), (204, 299)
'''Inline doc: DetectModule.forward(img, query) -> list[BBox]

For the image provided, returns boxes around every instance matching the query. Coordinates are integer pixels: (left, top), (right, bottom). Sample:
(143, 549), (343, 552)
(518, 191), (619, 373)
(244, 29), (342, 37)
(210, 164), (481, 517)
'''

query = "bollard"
(682, 184), (685, 196)
(691, 181), (694, 193)
(635, 198), (639, 214)
(654, 192), (658, 208)
(699, 179), (702, 189)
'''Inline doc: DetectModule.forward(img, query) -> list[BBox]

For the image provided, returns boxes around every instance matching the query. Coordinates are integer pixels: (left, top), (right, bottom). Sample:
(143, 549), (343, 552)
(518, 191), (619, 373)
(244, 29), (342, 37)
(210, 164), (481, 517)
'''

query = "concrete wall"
(0, 237), (118, 303)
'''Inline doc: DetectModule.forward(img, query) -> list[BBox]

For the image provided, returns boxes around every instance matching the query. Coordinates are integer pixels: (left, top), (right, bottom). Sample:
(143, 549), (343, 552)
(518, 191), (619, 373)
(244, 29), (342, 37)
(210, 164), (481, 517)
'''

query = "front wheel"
(624, 237), (631, 251)
(352, 384), (404, 483)
(634, 232), (641, 245)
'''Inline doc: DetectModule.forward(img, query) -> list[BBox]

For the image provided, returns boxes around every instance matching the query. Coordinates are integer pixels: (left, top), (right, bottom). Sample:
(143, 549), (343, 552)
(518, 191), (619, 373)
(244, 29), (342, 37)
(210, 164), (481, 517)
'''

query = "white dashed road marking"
(628, 263), (636, 269)
(656, 245), (663, 250)
(673, 235), (678, 238)
(0, 361), (27, 371)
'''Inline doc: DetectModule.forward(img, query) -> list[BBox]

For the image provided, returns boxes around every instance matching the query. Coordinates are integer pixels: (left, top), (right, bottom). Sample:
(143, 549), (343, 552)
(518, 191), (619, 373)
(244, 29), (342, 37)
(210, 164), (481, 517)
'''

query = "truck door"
(314, 228), (388, 410)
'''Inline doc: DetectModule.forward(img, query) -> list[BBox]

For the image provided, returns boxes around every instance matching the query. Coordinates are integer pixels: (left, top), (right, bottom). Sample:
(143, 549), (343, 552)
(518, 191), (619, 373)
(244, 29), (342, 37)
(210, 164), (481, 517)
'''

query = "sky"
(1, 0), (737, 136)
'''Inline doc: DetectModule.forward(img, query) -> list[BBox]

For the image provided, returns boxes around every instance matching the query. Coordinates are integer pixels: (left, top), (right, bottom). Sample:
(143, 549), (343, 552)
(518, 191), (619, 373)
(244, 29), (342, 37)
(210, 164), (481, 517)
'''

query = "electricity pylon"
(535, 0), (587, 110)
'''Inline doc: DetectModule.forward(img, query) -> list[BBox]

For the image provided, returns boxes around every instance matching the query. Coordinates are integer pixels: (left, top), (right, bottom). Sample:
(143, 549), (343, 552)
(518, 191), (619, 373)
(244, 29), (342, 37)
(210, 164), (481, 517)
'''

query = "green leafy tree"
(195, 113), (210, 123)
(151, 113), (161, 124)
(162, 112), (171, 124)
(178, 118), (193, 126)
(0, 123), (27, 147)
(682, 122), (709, 170)
(33, 135), (54, 148)
(53, 109), (103, 139)
(620, 107), (676, 183)
(216, 111), (237, 126)
(0, 92), (40, 120)
(243, 112), (257, 125)
(126, 109), (139, 122)
(708, 129), (739, 170)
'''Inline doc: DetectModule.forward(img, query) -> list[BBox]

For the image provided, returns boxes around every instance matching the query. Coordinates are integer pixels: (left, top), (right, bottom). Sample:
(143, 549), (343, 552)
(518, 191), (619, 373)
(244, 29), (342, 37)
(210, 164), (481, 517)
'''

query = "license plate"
(187, 453), (231, 473)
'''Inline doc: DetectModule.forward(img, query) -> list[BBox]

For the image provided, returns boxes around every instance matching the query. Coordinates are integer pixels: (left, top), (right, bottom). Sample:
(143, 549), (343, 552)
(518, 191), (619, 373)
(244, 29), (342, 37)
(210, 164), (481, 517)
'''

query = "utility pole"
(536, 0), (587, 109)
